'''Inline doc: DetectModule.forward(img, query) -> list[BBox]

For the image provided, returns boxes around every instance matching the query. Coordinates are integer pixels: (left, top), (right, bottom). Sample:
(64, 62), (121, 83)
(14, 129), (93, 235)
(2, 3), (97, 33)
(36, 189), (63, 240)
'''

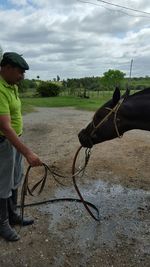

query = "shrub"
(37, 81), (61, 97)
(18, 79), (37, 92)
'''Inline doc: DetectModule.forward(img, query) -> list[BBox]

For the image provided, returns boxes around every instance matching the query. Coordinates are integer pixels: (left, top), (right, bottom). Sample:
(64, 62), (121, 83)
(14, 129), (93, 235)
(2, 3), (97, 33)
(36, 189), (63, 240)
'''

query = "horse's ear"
(112, 87), (120, 105)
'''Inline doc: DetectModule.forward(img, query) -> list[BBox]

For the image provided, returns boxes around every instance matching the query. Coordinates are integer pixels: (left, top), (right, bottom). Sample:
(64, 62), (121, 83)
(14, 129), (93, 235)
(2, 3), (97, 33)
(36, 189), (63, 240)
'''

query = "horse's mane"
(98, 88), (150, 112)
(131, 87), (150, 97)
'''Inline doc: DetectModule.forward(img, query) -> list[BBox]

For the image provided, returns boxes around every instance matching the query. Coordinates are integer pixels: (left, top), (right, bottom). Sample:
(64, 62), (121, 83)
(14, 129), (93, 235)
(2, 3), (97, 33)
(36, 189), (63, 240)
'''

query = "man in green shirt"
(0, 52), (42, 241)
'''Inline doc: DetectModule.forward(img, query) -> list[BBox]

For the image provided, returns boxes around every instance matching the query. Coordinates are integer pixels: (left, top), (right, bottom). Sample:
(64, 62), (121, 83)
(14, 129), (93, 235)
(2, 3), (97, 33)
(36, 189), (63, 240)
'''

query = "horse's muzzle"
(78, 129), (93, 148)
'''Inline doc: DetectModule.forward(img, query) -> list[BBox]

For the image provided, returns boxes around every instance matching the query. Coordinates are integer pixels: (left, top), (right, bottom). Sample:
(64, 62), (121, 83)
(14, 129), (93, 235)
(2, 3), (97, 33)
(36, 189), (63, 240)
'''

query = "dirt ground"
(0, 107), (150, 267)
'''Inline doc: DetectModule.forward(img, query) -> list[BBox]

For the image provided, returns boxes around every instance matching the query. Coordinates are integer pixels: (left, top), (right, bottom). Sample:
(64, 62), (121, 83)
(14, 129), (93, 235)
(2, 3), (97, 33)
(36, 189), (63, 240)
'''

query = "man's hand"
(25, 151), (43, 167)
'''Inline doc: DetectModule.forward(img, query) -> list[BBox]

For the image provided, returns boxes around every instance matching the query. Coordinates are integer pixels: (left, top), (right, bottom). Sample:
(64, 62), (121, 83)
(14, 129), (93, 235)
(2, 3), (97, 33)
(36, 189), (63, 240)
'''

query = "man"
(0, 52), (43, 242)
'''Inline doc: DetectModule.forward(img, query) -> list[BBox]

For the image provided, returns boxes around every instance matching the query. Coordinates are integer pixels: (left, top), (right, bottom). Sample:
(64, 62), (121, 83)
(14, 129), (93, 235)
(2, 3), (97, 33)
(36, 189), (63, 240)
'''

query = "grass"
(21, 93), (113, 114)
(21, 88), (138, 114)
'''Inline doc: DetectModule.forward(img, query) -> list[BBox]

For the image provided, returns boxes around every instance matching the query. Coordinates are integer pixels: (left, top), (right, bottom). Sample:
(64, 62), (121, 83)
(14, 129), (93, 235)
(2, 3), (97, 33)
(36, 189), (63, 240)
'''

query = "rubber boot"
(8, 189), (34, 226)
(0, 198), (20, 241)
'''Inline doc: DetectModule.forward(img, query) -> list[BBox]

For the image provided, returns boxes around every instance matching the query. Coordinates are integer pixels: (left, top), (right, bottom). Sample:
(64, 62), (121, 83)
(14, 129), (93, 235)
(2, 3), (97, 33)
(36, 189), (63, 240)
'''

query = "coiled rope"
(20, 146), (100, 222)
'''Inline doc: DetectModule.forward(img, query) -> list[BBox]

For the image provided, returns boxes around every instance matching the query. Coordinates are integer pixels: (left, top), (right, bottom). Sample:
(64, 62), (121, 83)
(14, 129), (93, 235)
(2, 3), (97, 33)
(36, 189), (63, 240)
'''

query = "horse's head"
(78, 87), (124, 148)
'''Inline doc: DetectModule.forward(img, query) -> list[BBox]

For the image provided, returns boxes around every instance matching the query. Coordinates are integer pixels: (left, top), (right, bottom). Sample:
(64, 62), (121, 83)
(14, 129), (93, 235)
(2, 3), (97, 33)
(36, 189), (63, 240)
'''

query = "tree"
(0, 45), (3, 62)
(101, 69), (126, 90)
(57, 75), (60, 82)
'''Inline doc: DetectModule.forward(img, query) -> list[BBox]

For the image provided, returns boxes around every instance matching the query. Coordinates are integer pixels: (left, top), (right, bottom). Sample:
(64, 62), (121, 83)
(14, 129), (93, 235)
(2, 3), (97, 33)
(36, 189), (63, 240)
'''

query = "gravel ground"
(0, 107), (150, 267)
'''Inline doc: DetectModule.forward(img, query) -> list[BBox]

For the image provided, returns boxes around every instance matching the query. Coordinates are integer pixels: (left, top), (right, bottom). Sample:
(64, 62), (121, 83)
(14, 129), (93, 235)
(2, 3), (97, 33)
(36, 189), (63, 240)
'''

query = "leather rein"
(20, 146), (100, 223)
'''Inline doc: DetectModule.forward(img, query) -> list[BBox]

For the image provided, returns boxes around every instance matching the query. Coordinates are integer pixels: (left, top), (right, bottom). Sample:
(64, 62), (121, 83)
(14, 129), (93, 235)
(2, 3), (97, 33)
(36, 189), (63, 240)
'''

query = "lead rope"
(72, 146), (100, 221)
(20, 146), (100, 224)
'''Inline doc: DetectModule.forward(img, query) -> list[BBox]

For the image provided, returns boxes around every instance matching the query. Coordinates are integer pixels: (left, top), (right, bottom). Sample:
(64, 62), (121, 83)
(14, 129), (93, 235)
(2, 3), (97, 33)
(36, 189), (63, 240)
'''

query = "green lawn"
(21, 94), (112, 114)
(21, 88), (139, 114)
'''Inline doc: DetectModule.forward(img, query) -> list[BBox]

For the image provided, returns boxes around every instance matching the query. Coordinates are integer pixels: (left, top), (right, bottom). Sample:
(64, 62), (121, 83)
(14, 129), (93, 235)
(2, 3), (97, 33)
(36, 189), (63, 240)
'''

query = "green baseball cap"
(0, 52), (29, 70)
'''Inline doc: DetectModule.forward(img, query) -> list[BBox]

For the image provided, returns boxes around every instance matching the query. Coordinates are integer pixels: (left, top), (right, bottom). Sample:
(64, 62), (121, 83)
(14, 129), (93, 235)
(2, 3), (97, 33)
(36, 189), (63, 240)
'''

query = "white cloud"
(0, 0), (150, 79)
(9, 0), (28, 6)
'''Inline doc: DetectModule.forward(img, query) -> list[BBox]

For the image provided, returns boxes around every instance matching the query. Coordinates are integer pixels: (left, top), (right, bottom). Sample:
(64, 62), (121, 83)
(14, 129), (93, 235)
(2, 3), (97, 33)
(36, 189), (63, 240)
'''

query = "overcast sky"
(0, 0), (150, 80)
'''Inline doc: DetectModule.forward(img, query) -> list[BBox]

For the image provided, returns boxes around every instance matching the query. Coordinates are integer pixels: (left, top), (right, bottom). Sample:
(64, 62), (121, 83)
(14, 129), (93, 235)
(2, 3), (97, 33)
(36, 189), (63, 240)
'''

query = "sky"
(0, 0), (150, 80)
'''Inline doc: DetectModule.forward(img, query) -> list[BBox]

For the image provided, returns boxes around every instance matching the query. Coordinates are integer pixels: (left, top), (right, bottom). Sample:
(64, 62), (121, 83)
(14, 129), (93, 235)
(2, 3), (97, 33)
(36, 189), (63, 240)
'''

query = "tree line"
(19, 69), (150, 97)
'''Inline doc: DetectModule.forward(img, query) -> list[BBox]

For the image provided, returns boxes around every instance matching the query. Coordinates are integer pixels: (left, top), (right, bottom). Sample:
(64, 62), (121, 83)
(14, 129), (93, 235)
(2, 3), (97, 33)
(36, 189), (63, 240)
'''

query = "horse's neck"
(120, 95), (150, 132)
(125, 94), (150, 114)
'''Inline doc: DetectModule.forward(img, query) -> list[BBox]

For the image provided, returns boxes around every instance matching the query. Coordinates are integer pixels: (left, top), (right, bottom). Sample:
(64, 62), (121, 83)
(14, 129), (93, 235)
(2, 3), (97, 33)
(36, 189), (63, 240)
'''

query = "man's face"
(5, 65), (25, 84)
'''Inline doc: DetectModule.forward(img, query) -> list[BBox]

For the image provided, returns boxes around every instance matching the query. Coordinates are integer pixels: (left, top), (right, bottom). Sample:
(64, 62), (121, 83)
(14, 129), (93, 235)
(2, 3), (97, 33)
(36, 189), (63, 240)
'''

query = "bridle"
(91, 98), (125, 138)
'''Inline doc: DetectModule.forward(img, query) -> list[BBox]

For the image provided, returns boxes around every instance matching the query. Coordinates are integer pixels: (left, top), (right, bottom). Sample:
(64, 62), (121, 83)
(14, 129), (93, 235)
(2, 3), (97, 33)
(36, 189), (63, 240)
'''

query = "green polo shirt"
(0, 76), (23, 136)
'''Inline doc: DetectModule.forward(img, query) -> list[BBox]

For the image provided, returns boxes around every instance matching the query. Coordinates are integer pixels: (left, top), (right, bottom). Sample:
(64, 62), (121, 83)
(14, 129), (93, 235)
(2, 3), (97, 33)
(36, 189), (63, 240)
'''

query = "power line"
(78, 0), (150, 18)
(97, 0), (150, 16)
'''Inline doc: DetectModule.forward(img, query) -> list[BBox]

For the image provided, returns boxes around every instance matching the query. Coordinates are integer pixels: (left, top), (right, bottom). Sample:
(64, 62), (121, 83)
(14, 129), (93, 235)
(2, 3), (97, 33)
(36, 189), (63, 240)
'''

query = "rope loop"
(20, 146), (100, 223)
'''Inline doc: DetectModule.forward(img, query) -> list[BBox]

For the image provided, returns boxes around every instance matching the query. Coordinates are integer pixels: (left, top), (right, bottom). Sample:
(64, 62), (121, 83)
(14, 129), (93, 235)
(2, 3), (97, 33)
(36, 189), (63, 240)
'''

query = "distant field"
(20, 89), (140, 114)
(21, 91), (115, 114)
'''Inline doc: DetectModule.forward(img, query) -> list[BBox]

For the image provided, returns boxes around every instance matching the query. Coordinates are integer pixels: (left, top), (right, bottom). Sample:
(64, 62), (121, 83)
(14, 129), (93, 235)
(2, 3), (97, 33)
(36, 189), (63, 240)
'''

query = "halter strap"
(92, 98), (124, 138)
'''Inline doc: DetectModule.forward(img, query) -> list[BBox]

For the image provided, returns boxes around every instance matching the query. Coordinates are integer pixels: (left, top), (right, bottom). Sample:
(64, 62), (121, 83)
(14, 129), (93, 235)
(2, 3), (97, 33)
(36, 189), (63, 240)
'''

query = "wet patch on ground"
(38, 179), (150, 266)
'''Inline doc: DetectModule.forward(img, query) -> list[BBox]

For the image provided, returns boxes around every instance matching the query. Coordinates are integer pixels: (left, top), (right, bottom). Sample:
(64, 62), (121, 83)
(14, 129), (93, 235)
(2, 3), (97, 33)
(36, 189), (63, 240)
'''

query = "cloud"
(0, 0), (150, 79)
(9, 0), (28, 6)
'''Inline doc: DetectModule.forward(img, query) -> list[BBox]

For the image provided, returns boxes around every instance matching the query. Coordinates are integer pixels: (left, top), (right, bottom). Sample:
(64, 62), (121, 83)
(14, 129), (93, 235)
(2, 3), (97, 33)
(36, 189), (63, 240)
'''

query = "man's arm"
(0, 115), (42, 167)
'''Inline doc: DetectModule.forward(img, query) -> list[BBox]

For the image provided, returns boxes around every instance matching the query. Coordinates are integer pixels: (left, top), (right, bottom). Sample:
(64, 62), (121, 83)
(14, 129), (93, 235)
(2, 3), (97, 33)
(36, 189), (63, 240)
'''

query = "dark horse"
(78, 87), (150, 148)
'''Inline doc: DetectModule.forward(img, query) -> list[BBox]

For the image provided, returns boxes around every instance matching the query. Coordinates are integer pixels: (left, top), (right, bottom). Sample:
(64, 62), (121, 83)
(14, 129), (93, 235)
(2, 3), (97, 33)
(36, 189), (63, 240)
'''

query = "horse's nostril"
(78, 135), (93, 148)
